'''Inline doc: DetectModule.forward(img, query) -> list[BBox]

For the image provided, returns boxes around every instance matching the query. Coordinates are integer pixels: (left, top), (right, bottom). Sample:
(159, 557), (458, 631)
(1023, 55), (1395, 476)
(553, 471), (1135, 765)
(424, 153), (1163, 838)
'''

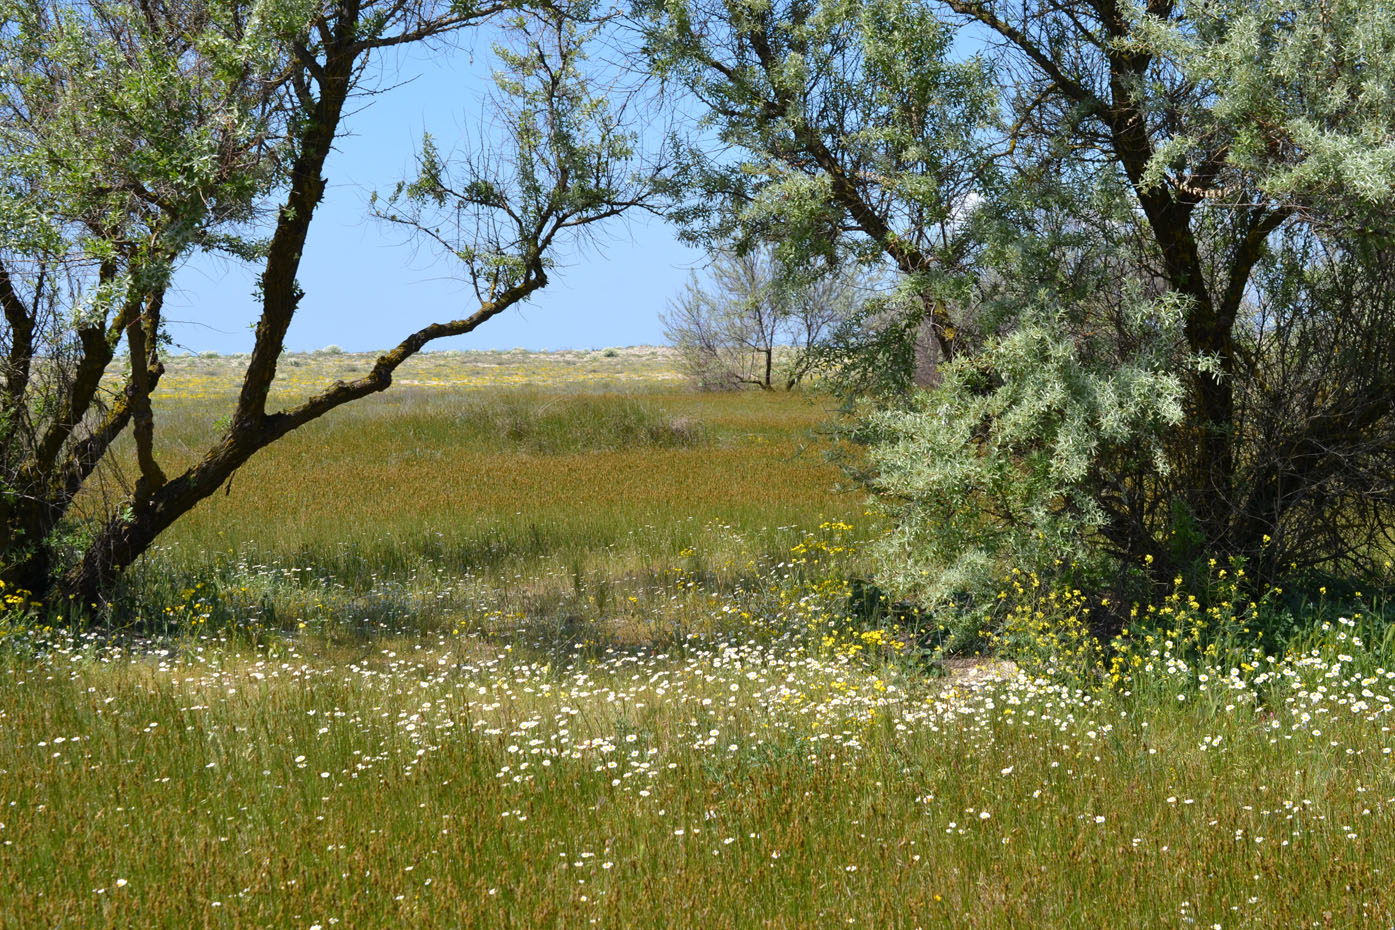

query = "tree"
(928, 0), (1395, 583)
(645, 0), (1395, 605)
(1, 0), (299, 599)
(662, 245), (863, 390)
(635, 0), (998, 385)
(864, 171), (1190, 614)
(863, 0), (1395, 608)
(0, 0), (668, 605)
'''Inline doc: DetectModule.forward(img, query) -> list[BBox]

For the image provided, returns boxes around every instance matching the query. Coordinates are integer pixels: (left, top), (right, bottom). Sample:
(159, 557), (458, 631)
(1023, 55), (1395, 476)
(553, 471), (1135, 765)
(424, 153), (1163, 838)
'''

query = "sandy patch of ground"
(940, 657), (1019, 687)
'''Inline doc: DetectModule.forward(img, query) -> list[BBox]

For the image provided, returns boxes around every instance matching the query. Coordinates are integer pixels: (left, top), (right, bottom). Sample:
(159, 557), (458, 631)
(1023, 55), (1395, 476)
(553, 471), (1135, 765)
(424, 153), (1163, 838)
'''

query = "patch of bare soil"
(940, 657), (1019, 687)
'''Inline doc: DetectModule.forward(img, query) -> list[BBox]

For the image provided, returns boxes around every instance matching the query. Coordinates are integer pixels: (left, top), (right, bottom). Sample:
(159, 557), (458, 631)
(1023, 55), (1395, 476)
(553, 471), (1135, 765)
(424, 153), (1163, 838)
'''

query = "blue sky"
(162, 16), (996, 355)
(163, 36), (705, 355)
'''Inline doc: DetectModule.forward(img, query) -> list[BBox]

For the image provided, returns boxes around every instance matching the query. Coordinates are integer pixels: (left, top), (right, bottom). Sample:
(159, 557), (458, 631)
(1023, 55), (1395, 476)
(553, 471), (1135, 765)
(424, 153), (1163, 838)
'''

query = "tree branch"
(0, 257), (36, 408)
(942, 0), (1108, 115)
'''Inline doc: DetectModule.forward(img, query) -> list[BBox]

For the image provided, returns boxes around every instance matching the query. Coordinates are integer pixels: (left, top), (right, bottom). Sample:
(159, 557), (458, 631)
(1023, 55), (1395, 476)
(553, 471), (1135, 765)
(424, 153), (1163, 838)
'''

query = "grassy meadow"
(95, 347), (866, 632)
(2, 349), (1394, 928)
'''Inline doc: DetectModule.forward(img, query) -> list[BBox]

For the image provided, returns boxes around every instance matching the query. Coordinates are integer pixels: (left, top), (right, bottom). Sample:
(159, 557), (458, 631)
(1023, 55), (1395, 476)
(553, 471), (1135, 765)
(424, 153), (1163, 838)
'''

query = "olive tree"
(0, 0), (668, 605)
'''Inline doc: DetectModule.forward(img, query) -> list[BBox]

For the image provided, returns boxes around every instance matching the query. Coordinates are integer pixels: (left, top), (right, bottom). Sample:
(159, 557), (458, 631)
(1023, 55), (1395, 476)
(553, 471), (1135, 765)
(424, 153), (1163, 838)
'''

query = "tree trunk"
(56, 28), (361, 606)
(2, 535), (51, 601)
(912, 315), (941, 388)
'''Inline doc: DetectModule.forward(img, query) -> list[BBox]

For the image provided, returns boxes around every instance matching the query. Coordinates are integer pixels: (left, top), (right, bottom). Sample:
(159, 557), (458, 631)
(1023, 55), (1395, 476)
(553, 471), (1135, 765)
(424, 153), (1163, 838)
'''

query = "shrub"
(864, 290), (1186, 621)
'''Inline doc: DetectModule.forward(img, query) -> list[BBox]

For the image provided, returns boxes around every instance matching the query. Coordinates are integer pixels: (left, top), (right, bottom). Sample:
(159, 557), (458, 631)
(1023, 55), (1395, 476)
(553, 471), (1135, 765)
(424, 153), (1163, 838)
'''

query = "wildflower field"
(3, 351), (1394, 928)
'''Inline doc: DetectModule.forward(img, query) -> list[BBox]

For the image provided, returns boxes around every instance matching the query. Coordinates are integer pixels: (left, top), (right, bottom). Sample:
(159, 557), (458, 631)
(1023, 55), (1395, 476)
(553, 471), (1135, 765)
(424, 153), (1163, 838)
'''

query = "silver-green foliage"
(0, 0), (298, 299)
(867, 0), (1395, 602)
(866, 290), (1185, 613)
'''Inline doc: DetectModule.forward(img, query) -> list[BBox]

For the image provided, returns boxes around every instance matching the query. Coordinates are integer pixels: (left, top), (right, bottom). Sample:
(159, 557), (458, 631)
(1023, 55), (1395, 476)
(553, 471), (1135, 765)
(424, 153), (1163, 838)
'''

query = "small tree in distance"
(663, 246), (865, 390)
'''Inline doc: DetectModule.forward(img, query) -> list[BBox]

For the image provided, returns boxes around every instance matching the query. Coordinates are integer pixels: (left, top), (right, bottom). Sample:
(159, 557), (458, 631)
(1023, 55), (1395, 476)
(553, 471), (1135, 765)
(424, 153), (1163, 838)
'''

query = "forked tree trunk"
(3, 0), (580, 611)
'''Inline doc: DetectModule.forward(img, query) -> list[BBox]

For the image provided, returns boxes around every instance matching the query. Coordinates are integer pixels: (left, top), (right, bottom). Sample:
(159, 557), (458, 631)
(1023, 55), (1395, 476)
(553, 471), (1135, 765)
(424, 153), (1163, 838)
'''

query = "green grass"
(2, 602), (1393, 928)
(4, 349), (1392, 928)
(87, 350), (870, 629)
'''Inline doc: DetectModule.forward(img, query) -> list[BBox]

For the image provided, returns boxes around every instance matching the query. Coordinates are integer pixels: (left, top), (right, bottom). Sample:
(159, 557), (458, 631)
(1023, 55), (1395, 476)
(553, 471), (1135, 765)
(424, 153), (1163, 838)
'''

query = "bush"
(864, 290), (1185, 620)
